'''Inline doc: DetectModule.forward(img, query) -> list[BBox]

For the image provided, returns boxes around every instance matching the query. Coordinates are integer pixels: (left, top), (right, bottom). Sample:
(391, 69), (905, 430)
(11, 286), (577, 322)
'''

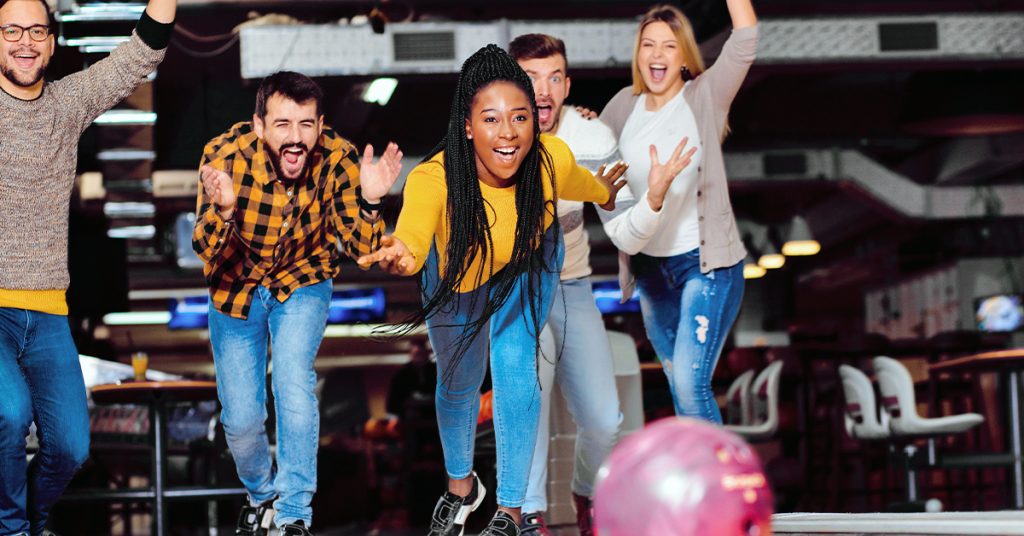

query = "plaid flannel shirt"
(192, 122), (383, 319)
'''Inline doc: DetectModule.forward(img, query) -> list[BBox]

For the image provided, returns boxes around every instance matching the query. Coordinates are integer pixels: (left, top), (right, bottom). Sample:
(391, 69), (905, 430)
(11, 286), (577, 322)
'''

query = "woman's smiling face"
(464, 81), (535, 188)
(637, 21), (685, 96)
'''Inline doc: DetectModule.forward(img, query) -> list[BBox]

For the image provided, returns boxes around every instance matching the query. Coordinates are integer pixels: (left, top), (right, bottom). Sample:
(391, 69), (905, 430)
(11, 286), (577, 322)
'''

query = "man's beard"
(0, 48), (47, 89)
(267, 142), (312, 185)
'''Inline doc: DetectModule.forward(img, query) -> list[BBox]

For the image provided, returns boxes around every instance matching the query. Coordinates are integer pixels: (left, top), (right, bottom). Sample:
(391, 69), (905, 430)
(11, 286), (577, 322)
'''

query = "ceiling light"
(362, 78), (398, 106)
(104, 202), (156, 218)
(757, 239), (785, 269)
(103, 311), (171, 325)
(108, 225), (156, 239)
(743, 253), (766, 279)
(94, 111), (157, 125)
(782, 215), (820, 256)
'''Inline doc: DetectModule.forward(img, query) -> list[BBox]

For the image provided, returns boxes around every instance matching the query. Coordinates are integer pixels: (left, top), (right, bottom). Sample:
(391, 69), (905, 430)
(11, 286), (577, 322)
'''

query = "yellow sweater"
(0, 290), (67, 315)
(394, 134), (609, 293)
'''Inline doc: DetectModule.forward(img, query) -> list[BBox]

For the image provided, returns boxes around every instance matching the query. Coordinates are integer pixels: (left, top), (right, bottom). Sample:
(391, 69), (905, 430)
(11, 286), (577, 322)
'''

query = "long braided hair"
(401, 44), (558, 380)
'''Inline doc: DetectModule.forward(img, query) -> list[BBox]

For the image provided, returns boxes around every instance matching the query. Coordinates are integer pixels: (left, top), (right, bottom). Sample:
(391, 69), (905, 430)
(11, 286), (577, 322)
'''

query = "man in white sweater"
(509, 34), (664, 536)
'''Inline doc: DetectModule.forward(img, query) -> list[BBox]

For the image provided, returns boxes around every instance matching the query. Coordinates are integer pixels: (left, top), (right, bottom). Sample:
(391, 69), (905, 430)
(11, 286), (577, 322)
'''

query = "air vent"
(764, 153), (807, 175)
(878, 22), (938, 52)
(393, 31), (456, 62)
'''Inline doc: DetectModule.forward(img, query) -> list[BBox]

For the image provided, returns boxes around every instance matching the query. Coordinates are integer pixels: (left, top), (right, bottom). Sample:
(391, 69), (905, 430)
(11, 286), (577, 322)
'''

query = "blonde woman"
(598, 1), (757, 423)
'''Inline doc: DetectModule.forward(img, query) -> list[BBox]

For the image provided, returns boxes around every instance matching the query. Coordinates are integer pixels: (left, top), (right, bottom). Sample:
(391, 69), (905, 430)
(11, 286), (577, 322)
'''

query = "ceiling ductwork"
(727, 149), (1024, 248)
(237, 12), (1024, 78)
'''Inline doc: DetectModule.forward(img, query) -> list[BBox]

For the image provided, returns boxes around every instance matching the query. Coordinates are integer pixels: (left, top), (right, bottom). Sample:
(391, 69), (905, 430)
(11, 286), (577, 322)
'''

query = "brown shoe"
(572, 492), (594, 536)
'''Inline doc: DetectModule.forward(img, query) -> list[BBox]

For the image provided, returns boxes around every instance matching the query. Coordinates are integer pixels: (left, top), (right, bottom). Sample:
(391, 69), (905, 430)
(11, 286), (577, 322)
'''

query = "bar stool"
(838, 364), (891, 441)
(725, 369), (756, 426)
(873, 356), (985, 506)
(874, 356), (984, 438)
(725, 361), (783, 442)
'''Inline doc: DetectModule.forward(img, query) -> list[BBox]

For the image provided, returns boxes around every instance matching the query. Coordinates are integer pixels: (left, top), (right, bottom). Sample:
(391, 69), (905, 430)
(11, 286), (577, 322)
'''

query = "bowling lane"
(773, 511), (1024, 535)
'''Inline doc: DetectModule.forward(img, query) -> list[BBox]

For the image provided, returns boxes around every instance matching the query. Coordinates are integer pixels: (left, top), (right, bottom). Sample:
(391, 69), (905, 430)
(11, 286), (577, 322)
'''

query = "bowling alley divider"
(772, 511), (1024, 535)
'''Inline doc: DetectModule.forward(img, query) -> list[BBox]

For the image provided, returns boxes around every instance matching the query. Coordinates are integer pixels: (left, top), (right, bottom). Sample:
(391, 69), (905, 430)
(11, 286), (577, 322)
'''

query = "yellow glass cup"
(131, 352), (148, 382)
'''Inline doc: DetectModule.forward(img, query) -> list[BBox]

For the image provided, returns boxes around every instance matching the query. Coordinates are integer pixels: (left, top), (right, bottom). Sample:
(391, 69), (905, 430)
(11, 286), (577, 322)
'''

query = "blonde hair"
(631, 4), (704, 96)
(630, 4), (730, 140)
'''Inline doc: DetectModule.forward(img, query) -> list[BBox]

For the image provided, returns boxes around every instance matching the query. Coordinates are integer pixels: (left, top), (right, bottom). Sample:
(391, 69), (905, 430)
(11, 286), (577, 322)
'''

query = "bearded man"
(192, 71), (402, 536)
(0, 0), (177, 534)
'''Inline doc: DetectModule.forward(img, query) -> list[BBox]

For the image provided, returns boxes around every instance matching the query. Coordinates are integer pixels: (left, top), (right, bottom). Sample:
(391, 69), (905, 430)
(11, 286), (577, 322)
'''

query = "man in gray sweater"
(0, 0), (176, 534)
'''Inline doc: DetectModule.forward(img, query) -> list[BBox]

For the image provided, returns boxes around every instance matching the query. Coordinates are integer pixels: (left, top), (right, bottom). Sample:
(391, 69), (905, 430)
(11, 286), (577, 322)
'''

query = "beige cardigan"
(599, 24), (758, 282)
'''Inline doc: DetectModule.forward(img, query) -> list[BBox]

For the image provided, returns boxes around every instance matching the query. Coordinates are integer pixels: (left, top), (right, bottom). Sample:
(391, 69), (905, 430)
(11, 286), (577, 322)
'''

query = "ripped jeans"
(631, 249), (744, 423)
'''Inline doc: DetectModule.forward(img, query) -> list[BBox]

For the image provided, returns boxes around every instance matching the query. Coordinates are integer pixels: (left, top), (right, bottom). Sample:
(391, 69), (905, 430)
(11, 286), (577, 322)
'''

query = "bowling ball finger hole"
(744, 517), (759, 536)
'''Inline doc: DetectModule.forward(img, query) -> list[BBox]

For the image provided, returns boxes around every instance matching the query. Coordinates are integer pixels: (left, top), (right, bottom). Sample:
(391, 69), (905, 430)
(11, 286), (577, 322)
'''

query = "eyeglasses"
(1, 24), (50, 42)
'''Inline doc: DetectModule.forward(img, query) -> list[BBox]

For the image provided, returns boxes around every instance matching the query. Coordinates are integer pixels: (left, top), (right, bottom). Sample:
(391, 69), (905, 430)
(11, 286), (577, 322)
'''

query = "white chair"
(725, 361), (783, 442)
(838, 364), (891, 441)
(873, 356), (984, 438)
(606, 330), (645, 438)
(873, 356), (985, 505)
(724, 369), (756, 426)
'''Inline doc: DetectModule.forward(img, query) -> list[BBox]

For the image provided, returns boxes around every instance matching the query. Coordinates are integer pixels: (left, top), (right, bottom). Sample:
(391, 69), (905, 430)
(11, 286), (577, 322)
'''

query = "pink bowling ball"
(594, 418), (774, 536)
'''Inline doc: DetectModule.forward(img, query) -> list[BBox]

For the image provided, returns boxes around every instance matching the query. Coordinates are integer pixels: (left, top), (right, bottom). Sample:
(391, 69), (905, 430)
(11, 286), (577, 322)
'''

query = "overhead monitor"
(168, 287), (387, 329)
(592, 280), (641, 315)
(976, 295), (1024, 332)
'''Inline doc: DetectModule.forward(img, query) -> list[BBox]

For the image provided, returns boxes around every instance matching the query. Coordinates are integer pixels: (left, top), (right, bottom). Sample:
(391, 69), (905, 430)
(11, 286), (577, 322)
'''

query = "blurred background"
(41, 0), (1024, 533)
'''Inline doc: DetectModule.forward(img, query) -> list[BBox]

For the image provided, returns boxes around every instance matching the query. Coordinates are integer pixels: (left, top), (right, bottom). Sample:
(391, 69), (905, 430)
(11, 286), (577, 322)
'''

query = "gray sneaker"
(427, 472), (486, 536)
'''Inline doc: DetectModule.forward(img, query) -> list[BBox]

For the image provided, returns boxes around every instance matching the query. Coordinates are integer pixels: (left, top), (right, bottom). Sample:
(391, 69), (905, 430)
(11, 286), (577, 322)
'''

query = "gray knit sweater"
(0, 32), (165, 292)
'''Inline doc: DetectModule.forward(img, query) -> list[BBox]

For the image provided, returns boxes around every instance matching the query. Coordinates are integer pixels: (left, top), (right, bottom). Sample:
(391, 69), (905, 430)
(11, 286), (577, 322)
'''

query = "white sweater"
(552, 108), (621, 281)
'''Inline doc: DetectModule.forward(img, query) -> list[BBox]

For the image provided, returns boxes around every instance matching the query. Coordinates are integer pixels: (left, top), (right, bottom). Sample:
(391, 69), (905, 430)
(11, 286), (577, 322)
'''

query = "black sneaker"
(480, 512), (521, 536)
(427, 472), (486, 536)
(235, 499), (275, 536)
(280, 520), (313, 536)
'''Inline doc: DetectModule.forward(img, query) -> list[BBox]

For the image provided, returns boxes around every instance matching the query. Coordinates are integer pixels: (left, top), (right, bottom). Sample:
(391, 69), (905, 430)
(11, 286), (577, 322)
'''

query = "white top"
(551, 107), (620, 281)
(617, 88), (703, 257)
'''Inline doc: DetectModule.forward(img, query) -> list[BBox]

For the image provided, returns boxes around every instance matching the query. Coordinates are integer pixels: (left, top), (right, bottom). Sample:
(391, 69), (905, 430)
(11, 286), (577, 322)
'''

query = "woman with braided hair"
(358, 44), (636, 536)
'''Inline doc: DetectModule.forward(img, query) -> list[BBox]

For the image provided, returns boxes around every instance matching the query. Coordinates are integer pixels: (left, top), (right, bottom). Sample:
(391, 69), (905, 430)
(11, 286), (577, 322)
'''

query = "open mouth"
(649, 64), (667, 84)
(13, 52), (38, 70)
(493, 146), (520, 164)
(281, 147), (306, 173)
(538, 105), (553, 124)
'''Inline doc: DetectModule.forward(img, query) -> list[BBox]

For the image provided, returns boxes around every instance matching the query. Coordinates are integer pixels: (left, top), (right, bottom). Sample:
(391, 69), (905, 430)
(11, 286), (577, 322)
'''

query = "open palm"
(359, 142), (403, 203)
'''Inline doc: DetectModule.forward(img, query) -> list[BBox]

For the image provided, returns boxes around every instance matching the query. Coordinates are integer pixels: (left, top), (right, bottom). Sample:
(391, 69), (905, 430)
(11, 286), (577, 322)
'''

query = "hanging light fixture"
(743, 252), (766, 279)
(758, 238), (786, 269)
(782, 215), (820, 256)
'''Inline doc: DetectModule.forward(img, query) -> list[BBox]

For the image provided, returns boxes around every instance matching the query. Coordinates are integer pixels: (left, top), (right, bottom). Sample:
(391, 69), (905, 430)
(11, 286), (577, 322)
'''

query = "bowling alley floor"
(772, 511), (1024, 535)
(312, 511), (1024, 536)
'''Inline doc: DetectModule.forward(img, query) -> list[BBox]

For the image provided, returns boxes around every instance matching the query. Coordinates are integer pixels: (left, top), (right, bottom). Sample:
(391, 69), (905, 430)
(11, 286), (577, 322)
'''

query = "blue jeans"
(424, 227), (563, 508)
(631, 250), (744, 423)
(209, 281), (331, 528)
(0, 309), (90, 536)
(524, 277), (622, 513)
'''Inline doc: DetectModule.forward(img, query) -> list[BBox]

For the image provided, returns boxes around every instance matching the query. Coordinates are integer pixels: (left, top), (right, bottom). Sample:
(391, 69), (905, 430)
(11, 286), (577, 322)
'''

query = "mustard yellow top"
(0, 290), (67, 315)
(394, 134), (609, 292)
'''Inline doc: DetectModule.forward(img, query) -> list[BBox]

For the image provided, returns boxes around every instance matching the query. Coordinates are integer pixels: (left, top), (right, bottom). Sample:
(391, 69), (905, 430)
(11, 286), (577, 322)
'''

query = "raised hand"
(200, 165), (237, 220)
(573, 105), (598, 119)
(647, 138), (698, 211)
(359, 142), (404, 204)
(595, 161), (629, 212)
(357, 235), (416, 276)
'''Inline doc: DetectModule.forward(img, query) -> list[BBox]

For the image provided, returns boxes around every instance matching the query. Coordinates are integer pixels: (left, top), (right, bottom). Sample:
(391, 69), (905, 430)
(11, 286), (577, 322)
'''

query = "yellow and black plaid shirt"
(192, 122), (383, 320)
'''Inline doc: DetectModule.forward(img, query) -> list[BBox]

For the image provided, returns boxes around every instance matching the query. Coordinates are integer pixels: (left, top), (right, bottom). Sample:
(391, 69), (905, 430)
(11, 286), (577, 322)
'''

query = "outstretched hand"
(595, 161), (629, 212)
(647, 138), (698, 211)
(200, 165), (236, 220)
(357, 235), (416, 276)
(359, 142), (404, 204)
